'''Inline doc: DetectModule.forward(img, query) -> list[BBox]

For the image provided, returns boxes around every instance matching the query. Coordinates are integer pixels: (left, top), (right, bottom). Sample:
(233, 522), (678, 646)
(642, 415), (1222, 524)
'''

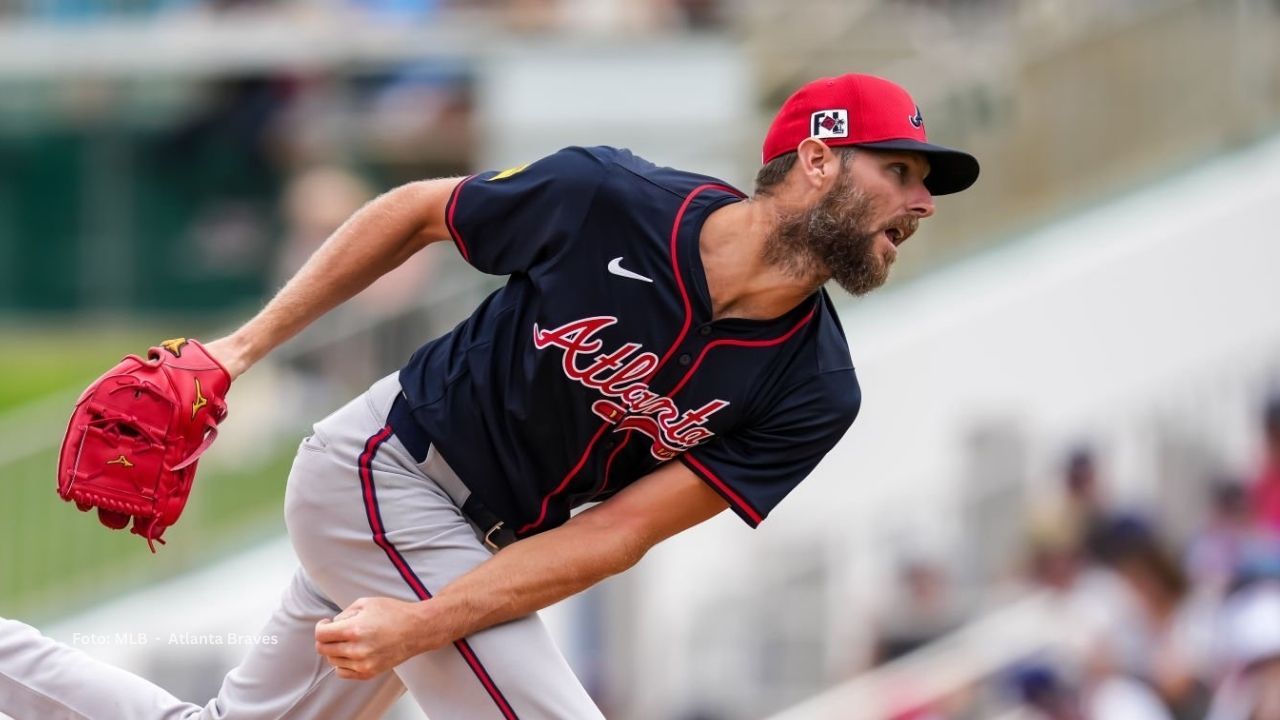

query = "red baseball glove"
(57, 338), (231, 551)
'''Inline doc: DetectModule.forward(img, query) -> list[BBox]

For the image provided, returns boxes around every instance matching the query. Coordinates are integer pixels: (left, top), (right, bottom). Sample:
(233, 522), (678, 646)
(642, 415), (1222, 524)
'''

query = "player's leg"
(0, 567), (405, 720)
(285, 374), (604, 720)
(202, 566), (406, 719)
(0, 615), (200, 720)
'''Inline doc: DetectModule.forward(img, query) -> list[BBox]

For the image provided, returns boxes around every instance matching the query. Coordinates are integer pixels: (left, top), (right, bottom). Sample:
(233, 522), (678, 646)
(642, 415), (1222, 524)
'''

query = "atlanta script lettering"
(532, 317), (729, 460)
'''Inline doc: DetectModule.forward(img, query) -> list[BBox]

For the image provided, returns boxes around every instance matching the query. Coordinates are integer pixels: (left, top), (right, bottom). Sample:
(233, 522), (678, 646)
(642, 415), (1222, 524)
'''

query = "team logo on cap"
(811, 110), (848, 139)
(909, 106), (924, 129)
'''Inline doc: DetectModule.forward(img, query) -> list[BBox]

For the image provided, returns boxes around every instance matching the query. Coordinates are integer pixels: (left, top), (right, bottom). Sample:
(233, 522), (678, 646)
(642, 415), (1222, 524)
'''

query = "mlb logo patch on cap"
(811, 109), (848, 139)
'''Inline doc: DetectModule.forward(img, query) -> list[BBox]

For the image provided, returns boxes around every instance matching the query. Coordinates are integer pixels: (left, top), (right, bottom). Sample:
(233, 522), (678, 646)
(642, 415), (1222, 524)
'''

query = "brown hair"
(753, 147), (857, 197)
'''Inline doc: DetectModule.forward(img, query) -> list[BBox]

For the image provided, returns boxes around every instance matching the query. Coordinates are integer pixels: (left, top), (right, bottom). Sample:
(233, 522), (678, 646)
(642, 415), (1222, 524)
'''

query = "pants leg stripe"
(358, 426), (520, 720)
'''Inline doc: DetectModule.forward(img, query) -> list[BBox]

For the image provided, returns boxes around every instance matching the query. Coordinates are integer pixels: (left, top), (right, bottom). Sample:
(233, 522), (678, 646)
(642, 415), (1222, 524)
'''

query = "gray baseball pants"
(0, 373), (604, 719)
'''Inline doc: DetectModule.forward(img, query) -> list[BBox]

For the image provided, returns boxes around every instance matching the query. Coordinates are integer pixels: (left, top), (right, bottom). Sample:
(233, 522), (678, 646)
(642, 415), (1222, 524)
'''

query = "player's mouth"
(882, 216), (918, 247)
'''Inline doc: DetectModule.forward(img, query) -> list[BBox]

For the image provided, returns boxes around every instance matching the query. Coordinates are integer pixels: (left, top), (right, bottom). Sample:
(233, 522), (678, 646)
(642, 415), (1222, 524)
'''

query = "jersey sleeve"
(445, 147), (606, 275)
(680, 369), (861, 528)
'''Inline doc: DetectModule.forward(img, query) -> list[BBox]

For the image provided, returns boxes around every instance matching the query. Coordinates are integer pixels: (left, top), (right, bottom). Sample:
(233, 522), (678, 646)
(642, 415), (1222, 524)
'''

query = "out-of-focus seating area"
(860, 415), (1280, 720)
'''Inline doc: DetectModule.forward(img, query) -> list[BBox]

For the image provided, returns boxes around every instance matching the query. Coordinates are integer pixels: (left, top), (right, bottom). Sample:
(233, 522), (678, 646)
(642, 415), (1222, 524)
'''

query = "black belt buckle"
(464, 494), (515, 551)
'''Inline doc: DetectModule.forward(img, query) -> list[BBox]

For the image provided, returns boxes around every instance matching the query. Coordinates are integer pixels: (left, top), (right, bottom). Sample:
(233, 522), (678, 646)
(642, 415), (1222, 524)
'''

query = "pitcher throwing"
(1, 73), (978, 719)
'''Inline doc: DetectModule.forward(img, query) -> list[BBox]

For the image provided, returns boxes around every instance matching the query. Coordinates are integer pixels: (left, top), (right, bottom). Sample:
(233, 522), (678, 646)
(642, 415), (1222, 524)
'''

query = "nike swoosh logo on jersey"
(607, 257), (653, 283)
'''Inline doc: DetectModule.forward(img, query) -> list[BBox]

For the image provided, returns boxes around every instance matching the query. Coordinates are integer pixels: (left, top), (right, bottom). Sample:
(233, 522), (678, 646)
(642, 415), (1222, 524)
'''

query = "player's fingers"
(314, 618), (354, 643)
(321, 653), (348, 669)
(329, 656), (378, 681)
(334, 667), (371, 681)
(333, 601), (365, 621)
(316, 640), (364, 659)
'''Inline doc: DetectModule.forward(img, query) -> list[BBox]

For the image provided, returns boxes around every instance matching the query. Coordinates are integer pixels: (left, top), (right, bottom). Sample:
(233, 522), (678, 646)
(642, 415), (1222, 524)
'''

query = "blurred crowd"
(875, 397), (1280, 720)
(0, 0), (730, 315)
(2, 0), (727, 33)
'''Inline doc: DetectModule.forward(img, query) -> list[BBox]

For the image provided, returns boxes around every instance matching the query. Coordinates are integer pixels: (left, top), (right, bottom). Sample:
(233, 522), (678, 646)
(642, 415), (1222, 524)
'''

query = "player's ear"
(795, 138), (840, 192)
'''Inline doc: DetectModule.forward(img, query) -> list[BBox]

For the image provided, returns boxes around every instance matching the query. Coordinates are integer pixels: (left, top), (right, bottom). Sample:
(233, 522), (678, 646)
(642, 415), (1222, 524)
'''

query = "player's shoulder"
(469, 146), (608, 200)
(508, 145), (609, 182)
(572, 146), (740, 199)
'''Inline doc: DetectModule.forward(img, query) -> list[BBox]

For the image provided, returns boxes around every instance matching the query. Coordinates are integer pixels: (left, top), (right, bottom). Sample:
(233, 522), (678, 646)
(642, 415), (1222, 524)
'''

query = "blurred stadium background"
(2, 0), (1280, 718)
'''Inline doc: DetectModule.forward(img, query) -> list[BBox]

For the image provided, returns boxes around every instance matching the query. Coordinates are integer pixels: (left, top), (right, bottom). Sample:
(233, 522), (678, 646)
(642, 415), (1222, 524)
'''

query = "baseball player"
(0, 73), (978, 719)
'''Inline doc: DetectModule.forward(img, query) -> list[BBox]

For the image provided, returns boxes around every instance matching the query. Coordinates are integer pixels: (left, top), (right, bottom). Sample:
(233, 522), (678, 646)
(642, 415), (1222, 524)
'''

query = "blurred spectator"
(870, 560), (973, 719)
(666, 0), (725, 30)
(1206, 580), (1280, 720)
(347, 0), (443, 23)
(362, 61), (474, 166)
(875, 559), (963, 663)
(23, 0), (197, 21)
(1086, 675), (1176, 720)
(1185, 479), (1254, 598)
(1092, 516), (1212, 720)
(1061, 448), (1119, 562)
(1025, 517), (1086, 593)
(504, 0), (559, 32)
(1027, 447), (1115, 566)
(1004, 661), (1174, 720)
(1250, 396), (1280, 536)
(1007, 663), (1086, 720)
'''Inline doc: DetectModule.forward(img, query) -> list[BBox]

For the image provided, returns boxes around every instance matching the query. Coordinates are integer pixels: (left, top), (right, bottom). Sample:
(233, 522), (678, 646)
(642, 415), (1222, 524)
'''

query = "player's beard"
(764, 171), (893, 296)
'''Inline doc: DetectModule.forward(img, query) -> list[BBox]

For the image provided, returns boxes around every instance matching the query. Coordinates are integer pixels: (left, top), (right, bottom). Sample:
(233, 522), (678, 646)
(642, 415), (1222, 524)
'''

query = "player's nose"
(908, 184), (935, 219)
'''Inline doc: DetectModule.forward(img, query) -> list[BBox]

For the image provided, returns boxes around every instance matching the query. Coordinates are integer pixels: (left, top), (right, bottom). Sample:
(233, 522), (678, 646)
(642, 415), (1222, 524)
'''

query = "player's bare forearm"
(312, 514), (646, 680)
(314, 462), (728, 678)
(417, 463), (728, 649)
(208, 178), (461, 378)
(418, 511), (645, 647)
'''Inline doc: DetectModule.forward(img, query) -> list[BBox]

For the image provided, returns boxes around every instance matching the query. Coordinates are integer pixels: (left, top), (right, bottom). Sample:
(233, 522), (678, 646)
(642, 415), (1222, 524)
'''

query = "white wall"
(474, 38), (754, 186)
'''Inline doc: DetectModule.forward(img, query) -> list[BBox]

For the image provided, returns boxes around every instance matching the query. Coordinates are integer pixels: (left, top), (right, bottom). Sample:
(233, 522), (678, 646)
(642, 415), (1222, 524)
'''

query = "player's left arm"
(314, 461), (729, 679)
(204, 177), (462, 379)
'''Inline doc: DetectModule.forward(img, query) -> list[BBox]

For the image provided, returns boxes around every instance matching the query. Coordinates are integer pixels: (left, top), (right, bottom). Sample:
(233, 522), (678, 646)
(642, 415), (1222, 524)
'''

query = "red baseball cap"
(762, 74), (979, 195)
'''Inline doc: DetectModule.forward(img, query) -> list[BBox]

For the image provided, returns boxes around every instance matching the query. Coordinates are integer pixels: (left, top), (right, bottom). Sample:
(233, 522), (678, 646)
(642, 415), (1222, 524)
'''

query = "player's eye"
(888, 163), (909, 184)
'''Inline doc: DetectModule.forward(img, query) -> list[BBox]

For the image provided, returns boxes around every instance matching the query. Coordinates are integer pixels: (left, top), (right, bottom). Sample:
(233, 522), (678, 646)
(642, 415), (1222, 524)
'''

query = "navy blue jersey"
(398, 146), (860, 535)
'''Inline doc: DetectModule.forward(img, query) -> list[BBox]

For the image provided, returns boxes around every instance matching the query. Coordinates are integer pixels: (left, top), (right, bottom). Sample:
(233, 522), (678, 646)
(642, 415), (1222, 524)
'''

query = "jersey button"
(699, 326), (712, 336)
(678, 354), (692, 366)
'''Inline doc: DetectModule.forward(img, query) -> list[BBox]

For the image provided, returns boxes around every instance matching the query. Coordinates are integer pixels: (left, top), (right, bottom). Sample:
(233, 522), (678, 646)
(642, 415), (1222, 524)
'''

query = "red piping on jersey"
(668, 305), (815, 526)
(650, 183), (746, 379)
(516, 420), (614, 535)
(590, 431), (633, 499)
(668, 304), (817, 398)
(683, 453), (764, 526)
(358, 426), (520, 720)
(444, 175), (478, 263)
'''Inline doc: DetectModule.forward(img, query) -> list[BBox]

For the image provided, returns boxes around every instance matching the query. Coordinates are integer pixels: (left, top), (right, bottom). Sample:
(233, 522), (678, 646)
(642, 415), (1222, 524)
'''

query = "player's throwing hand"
(314, 597), (433, 680)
